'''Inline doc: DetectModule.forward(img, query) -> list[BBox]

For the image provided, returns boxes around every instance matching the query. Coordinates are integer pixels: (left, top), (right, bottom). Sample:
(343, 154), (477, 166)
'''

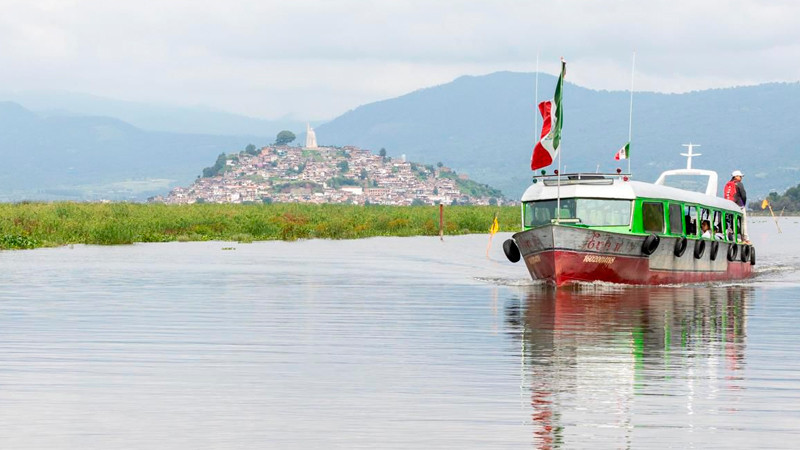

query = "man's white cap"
(732, 170), (744, 177)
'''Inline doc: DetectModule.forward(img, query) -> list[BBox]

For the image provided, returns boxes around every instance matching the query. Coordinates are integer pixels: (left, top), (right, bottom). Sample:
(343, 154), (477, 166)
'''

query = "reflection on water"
(506, 286), (752, 449)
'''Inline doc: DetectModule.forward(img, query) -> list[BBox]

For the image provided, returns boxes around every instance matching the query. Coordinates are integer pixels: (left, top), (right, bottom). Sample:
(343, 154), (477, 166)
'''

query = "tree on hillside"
(202, 153), (228, 178)
(750, 184), (800, 212)
(245, 143), (258, 155)
(379, 148), (387, 159)
(275, 130), (296, 146)
(337, 161), (349, 173)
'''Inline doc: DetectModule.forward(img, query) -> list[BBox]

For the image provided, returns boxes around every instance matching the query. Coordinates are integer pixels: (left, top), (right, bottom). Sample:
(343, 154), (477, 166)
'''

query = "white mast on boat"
(525, 52), (540, 229)
(534, 52), (539, 145)
(681, 143), (701, 169)
(627, 52), (636, 175)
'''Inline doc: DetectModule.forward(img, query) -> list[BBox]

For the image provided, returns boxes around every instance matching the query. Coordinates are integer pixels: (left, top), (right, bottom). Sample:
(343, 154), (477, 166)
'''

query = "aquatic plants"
(0, 234), (40, 249)
(0, 202), (521, 249)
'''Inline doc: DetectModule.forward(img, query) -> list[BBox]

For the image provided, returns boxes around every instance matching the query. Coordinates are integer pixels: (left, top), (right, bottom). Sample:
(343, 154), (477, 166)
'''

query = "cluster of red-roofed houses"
(155, 145), (504, 206)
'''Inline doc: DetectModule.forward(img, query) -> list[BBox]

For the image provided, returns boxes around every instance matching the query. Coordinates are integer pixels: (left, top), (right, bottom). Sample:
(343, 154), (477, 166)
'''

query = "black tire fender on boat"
(642, 234), (660, 256)
(740, 244), (751, 263)
(694, 240), (706, 259)
(503, 239), (521, 263)
(709, 241), (720, 261)
(750, 246), (756, 265)
(727, 243), (738, 261)
(673, 237), (688, 257)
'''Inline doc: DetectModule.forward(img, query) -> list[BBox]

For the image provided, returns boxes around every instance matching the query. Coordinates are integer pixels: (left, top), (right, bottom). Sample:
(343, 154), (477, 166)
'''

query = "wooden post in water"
(767, 203), (782, 233)
(439, 204), (444, 241)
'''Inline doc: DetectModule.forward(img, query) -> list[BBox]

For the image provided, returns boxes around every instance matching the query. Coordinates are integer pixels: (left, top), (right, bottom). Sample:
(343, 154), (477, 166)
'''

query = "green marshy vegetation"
(0, 203), (521, 250)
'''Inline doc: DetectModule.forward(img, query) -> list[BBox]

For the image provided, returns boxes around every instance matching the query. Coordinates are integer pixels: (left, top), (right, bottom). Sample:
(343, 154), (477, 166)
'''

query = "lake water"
(1, 217), (799, 448)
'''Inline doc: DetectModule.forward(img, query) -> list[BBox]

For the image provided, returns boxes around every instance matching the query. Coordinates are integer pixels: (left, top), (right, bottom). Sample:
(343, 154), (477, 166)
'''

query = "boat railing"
(532, 172), (629, 186)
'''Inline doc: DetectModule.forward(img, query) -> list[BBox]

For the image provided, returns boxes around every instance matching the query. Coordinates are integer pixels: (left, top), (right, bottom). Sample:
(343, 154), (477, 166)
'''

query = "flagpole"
(556, 57), (564, 224)
(627, 51), (636, 175)
(534, 52), (539, 140)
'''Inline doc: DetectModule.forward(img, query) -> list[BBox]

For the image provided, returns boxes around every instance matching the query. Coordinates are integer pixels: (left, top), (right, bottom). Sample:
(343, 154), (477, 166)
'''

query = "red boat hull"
(513, 226), (754, 286)
(523, 249), (753, 286)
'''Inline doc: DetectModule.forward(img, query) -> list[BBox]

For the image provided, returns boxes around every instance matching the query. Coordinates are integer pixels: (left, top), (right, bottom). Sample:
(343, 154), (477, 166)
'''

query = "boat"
(502, 144), (756, 286)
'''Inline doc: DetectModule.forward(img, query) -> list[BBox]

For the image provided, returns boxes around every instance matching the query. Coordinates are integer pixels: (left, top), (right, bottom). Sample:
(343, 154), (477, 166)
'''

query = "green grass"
(0, 203), (522, 250)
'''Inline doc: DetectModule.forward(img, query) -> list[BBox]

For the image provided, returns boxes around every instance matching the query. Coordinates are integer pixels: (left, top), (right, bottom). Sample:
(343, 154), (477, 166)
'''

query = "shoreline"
(0, 202), (520, 250)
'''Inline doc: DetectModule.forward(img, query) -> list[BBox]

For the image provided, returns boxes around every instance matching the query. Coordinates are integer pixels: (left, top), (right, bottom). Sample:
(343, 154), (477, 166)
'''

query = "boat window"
(735, 214), (743, 242)
(660, 174), (711, 194)
(724, 213), (734, 241)
(700, 207), (710, 222)
(698, 207), (712, 237)
(713, 210), (724, 240)
(668, 203), (683, 235)
(642, 202), (665, 233)
(523, 198), (632, 227)
(684, 205), (698, 236)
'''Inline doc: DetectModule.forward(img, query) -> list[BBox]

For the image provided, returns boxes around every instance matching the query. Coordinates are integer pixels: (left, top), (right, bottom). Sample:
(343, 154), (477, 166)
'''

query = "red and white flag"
(531, 59), (566, 171)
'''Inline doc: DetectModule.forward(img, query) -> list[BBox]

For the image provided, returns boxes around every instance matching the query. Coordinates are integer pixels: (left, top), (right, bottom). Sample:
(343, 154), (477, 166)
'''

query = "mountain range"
(2, 73), (799, 201)
(316, 72), (800, 199)
(0, 90), (309, 137)
(0, 101), (254, 201)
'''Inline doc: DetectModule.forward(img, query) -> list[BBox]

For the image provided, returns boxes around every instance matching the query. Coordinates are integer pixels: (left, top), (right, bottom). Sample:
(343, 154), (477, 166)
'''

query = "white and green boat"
(503, 147), (755, 286)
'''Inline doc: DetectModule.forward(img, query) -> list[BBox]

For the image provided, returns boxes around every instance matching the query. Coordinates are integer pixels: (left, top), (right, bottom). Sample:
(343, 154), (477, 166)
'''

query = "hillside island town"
(155, 125), (507, 206)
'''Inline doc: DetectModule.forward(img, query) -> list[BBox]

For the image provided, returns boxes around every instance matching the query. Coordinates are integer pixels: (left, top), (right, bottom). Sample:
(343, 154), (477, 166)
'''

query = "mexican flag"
(614, 142), (630, 160)
(531, 59), (566, 170)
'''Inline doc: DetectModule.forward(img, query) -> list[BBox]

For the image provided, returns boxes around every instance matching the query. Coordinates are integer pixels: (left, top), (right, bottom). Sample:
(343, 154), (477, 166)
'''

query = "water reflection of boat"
(505, 286), (751, 448)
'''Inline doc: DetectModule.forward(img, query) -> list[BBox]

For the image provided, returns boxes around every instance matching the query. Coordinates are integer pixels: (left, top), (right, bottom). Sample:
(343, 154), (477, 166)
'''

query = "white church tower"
(305, 123), (318, 149)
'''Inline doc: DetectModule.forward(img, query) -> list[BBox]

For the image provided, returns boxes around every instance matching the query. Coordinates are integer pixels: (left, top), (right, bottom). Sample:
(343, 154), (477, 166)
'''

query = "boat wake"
(477, 259), (800, 290)
(474, 276), (548, 287)
(754, 263), (798, 276)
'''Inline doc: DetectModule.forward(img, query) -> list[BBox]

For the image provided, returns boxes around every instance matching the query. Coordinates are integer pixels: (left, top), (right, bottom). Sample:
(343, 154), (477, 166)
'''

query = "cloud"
(0, 0), (798, 119)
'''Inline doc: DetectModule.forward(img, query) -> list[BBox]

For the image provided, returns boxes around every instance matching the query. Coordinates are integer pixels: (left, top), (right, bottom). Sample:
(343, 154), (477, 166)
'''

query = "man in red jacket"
(724, 170), (749, 242)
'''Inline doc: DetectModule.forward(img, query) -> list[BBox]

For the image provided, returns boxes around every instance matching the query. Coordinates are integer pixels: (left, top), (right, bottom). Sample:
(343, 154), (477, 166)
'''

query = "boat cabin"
(520, 172), (745, 244)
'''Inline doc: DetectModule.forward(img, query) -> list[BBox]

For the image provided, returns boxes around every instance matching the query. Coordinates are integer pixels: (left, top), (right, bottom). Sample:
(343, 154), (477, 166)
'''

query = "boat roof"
(521, 175), (740, 211)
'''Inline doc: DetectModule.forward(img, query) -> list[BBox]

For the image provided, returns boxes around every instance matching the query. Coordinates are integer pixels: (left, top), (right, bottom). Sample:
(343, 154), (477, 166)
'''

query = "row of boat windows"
(642, 202), (742, 241)
(524, 198), (742, 241)
(524, 199), (631, 227)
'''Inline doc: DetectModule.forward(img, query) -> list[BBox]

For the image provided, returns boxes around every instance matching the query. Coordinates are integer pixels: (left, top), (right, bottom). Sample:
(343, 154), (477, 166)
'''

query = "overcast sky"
(1, 0), (798, 120)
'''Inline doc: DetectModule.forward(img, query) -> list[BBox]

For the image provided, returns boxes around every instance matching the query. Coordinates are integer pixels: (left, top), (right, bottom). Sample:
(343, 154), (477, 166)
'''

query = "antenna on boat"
(681, 143), (701, 169)
(627, 51), (636, 176)
(534, 51), (539, 138)
(531, 51), (541, 229)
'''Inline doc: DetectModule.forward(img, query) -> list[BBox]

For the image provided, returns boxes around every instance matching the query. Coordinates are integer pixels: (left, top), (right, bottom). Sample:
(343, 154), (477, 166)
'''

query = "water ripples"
(0, 225), (799, 448)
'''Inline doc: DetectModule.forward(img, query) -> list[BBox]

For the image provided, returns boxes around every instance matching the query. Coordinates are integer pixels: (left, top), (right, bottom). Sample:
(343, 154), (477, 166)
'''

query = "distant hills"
(0, 101), (253, 201)
(1, 90), (309, 137)
(2, 74), (799, 201)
